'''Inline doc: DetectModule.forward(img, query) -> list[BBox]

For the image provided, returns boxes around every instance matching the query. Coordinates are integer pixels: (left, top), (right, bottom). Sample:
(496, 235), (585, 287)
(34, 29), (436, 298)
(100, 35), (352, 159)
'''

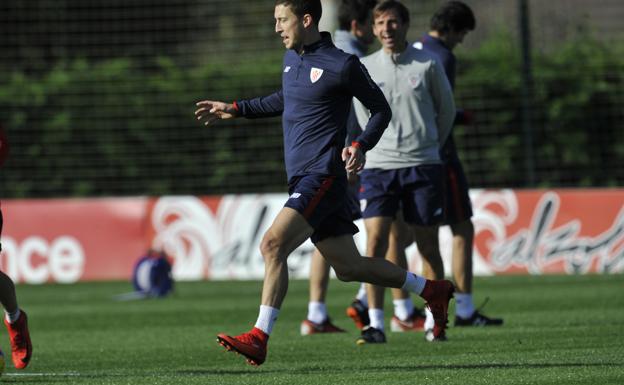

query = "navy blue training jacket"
(420, 34), (456, 88)
(420, 33), (466, 162)
(236, 32), (391, 182)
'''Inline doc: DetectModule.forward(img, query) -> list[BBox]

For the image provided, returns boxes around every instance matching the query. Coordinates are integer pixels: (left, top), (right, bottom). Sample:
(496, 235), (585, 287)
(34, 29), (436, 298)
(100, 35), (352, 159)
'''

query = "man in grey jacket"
(352, 0), (455, 343)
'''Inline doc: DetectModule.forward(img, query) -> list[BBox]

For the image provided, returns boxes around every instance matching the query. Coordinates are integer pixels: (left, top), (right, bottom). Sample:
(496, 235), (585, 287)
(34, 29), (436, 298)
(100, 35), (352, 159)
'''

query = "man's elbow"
(382, 105), (392, 126)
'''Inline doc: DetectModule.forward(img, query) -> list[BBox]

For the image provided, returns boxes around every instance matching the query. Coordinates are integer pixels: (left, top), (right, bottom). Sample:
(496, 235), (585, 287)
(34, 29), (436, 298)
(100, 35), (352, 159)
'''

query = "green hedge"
(1, 33), (622, 197)
(0, 54), (284, 197)
(455, 31), (624, 187)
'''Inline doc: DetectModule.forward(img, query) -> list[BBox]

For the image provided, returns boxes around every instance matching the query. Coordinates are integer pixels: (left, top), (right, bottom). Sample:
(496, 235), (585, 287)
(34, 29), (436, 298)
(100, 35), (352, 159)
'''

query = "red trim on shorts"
(447, 166), (465, 219)
(303, 176), (336, 219)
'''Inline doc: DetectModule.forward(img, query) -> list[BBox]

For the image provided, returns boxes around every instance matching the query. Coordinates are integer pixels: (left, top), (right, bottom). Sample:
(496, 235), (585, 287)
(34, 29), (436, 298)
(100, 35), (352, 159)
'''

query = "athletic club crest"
(310, 67), (323, 83)
(409, 75), (422, 88)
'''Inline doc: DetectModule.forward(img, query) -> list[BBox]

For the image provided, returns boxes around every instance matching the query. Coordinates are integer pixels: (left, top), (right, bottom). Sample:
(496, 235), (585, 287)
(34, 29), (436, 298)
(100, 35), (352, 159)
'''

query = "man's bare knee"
(334, 266), (358, 282)
(260, 233), (284, 262)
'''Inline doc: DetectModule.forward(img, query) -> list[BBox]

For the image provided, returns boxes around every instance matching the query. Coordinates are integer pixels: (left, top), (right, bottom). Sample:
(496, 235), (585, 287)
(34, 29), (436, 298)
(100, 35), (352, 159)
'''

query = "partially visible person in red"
(0, 125), (33, 370)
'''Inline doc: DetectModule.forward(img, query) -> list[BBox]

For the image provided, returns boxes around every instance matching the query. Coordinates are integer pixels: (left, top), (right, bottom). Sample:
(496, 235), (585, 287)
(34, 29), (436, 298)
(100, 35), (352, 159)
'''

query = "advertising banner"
(0, 189), (622, 283)
(0, 198), (149, 283)
(470, 189), (624, 275)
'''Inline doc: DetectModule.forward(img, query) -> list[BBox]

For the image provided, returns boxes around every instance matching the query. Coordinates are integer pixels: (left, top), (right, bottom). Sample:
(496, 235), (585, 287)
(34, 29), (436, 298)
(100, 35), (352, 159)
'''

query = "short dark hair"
(373, 0), (410, 25)
(337, 0), (377, 31)
(275, 0), (323, 26)
(430, 1), (476, 33)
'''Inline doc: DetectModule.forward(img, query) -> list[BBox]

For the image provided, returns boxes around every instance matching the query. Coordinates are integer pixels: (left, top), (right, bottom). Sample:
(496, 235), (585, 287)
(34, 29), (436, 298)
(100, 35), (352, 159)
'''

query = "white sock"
(368, 308), (385, 331)
(254, 305), (280, 335)
(401, 272), (427, 295)
(424, 307), (435, 331)
(5, 308), (20, 324)
(455, 293), (476, 318)
(393, 298), (414, 322)
(355, 283), (368, 307)
(307, 301), (327, 325)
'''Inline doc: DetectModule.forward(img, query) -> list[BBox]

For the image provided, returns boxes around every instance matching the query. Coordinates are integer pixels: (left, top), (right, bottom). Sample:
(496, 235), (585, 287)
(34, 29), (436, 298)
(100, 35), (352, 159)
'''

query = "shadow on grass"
(176, 361), (622, 376)
(2, 362), (620, 383)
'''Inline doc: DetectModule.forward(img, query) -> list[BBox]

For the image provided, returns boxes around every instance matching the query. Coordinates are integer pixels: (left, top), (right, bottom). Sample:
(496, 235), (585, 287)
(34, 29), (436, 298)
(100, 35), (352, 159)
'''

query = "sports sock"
(307, 301), (327, 325)
(255, 305), (280, 335)
(455, 293), (476, 318)
(393, 297), (414, 322)
(424, 307), (434, 331)
(355, 283), (368, 307)
(401, 272), (426, 295)
(368, 308), (385, 331)
(5, 308), (20, 324)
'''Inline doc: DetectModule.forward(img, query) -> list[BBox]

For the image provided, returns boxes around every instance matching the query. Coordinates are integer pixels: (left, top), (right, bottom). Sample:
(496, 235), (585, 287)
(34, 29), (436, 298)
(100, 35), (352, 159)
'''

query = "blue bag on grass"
(132, 250), (174, 298)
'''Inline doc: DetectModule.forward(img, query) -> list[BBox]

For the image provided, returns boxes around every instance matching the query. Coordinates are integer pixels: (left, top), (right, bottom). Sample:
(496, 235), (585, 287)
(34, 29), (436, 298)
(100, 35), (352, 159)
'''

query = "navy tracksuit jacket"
(236, 32), (391, 182)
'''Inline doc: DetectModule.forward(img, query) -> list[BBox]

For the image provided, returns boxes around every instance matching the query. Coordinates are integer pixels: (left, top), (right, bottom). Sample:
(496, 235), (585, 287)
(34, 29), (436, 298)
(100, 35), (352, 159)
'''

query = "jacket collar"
(422, 34), (450, 51)
(301, 31), (333, 54)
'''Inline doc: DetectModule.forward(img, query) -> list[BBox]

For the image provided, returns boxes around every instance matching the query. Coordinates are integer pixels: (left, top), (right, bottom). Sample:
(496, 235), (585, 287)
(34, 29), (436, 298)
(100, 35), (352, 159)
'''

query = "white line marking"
(5, 372), (82, 377)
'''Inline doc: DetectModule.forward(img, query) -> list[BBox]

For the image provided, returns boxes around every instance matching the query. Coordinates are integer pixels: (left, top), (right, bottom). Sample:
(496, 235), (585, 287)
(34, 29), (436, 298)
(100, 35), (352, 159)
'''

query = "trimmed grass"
(2, 275), (623, 384)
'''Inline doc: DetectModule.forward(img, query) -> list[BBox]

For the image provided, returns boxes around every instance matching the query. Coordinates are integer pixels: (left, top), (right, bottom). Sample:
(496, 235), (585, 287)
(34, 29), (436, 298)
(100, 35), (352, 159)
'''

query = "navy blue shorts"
(359, 165), (445, 226)
(284, 174), (359, 244)
(346, 180), (362, 220)
(444, 158), (473, 224)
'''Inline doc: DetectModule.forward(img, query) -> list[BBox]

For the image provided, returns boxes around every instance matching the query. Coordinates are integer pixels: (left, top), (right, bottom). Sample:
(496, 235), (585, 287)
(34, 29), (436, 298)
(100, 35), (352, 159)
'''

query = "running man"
(301, 0), (377, 336)
(195, 0), (454, 366)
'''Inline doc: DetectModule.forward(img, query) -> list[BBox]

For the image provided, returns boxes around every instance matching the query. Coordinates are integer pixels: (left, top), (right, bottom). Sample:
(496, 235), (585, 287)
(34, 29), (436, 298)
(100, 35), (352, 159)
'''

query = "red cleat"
(390, 308), (427, 332)
(346, 299), (369, 330)
(421, 280), (455, 340)
(217, 327), (268, 366)
(4, 310), (32, 369)
(300, 318), (346, 335)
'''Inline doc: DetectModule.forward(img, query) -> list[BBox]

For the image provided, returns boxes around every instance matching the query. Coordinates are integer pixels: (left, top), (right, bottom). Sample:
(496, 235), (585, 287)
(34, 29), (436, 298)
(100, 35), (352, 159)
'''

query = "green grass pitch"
(1, 274), (622, 384)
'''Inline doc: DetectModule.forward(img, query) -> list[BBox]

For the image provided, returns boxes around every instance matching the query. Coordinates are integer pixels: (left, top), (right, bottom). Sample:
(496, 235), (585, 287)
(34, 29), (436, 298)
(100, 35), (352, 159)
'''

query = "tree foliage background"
(0, 0), (622, 197)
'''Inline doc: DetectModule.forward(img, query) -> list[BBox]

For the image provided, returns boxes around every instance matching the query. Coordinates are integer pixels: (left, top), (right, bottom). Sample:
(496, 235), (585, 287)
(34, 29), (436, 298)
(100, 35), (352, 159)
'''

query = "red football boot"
(300, 318), (346, 335)
(4, 310), (32, 369)
(217, 327), (268, 366)
(390, 307), (427, 332)
(421, 280), (455, 341)
(346, 299), (370, 330)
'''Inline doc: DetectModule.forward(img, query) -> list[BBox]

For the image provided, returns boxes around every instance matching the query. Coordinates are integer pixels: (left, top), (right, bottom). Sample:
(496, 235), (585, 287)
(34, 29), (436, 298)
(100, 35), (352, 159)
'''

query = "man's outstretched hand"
(195, 100), (239, 125)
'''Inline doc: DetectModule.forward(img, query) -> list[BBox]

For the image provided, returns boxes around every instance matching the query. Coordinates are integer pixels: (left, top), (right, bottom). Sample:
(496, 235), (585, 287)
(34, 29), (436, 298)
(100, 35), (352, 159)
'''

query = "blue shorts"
(346, 180), (362, 220)
(359, 165), (445, 226)
(284, 174), (359, 244)
(444, 158), (473, 224)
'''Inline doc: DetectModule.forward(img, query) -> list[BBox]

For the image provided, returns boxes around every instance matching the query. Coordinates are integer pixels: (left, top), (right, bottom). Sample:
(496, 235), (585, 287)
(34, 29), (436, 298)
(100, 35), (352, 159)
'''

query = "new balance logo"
(290, 193), (301, 199)
(284, 66), (291, 73)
